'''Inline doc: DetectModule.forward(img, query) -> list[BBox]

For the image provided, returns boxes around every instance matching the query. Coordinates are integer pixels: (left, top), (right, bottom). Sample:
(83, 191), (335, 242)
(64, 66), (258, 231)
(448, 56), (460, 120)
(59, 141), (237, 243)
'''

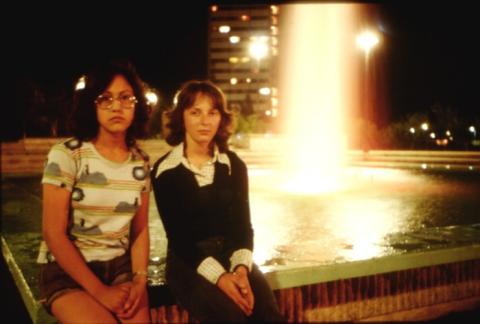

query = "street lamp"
(356, 30), (379, 125)
(356, 30), (379, 64)
(469, 125), (476, 138)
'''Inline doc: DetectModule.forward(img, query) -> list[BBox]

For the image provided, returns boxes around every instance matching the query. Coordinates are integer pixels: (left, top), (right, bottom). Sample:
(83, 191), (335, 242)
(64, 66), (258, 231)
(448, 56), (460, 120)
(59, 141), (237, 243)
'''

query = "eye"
(209, 110), (220, 116)
(97, 94), (113, 104)
(119, 94), (134, 102)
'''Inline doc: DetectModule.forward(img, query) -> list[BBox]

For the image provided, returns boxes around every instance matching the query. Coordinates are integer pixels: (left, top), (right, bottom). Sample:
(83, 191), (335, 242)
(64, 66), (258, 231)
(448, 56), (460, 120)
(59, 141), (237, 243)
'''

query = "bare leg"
(51, 290), (117, 324)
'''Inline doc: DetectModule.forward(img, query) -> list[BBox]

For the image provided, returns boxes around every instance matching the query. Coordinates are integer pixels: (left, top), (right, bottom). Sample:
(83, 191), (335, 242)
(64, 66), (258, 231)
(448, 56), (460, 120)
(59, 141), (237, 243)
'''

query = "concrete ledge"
(3, 230), (480, 323)
(1, 236), (55, 324)
(264, 245), (480, 290)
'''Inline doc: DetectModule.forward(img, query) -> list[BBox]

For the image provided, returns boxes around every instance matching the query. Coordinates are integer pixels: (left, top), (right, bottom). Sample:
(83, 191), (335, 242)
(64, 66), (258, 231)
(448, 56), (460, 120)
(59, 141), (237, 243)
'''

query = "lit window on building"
(229, 35), (240, 44)
(229, 57), (239, 64)
(240, 14), (250, 21)
(271, 97), (278, 107)
(230, 78), (238, 85)
(219, 25), (231, 33)
(259, 87), (271, 96)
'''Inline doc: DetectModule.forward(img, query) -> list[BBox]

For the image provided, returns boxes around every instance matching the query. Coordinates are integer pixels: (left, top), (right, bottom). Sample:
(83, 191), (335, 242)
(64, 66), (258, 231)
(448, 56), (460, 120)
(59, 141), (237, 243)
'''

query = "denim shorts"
(39, 253), (132, 313)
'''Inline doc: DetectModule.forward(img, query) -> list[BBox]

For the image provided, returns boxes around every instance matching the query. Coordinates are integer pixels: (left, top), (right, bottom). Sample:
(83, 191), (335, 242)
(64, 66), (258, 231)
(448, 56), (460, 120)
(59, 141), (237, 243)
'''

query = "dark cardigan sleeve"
(224, 151), (254, 255)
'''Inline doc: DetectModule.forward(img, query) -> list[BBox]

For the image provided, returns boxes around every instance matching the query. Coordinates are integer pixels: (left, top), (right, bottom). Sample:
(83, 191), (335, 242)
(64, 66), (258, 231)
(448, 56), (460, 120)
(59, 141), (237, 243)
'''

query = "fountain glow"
(279, 4), (362, 194)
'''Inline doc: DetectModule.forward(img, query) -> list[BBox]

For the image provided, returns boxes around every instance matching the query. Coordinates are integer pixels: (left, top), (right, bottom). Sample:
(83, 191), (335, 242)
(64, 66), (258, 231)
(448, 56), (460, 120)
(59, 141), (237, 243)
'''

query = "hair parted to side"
(165, 80), (233, 152)
(68, 59), (149, 147)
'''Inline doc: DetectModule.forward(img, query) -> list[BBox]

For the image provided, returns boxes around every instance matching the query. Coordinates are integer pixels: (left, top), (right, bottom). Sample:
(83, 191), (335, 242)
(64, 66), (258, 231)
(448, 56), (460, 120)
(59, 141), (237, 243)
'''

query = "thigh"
(166, 253), (245, 322)
(51, 290), (117, 324)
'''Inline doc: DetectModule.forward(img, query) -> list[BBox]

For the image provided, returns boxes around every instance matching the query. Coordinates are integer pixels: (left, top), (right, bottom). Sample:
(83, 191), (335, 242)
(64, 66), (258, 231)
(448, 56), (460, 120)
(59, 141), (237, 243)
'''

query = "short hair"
(69, 59), (149, 147)
(166, 80), (233, 152)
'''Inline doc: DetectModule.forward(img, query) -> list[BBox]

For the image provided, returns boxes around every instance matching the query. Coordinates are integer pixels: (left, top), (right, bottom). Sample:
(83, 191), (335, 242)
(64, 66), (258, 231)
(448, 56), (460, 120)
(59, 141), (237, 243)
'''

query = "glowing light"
(469, 126), (476, 133)
(229, 57), (239, 64)
(210, 5), (218, 12)
(219, 25), (231, 33)
(409, 127), (415, 134)
(229, 35), (240, 44)
(430, 132), (436, 139)
(145, 90), (158, 106)
(259, 87), (271, 95)
(249, 37), (269, 60)
(75, 75), (86, 90)
(279, 4), (359, 194)
(271, 97), (278, 107)
(421, 163), (428, 169)
(230, 77), (238, 85)
(271, 5), (279, 14)
(240, 14), (250, 21)
(421, 123), (429, 131)
(245, 78), (252, 83)
(356, 30), (379, 57)
(445, 130), (451, 136)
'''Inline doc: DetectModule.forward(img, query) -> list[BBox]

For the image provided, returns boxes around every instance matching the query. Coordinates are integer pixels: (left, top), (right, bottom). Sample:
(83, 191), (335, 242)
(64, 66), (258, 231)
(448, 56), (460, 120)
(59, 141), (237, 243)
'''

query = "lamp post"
(356, 30), (379, 126)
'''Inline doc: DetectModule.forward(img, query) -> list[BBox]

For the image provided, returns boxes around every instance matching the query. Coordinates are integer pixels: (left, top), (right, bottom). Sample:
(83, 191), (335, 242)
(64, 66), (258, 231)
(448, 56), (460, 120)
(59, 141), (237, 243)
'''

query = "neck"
(94, 129), (128, 151)
(184, 137), (213, 166)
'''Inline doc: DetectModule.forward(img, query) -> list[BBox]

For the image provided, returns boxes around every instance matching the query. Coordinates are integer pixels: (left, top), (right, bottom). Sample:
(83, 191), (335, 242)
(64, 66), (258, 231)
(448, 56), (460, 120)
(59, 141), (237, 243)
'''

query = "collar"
(155, 142), (231, 178)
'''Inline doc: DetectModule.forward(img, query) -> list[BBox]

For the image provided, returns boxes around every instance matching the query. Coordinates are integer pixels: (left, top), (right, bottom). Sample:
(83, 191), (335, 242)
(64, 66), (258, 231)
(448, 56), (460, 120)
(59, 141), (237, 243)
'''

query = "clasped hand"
(95, 277), (146, 319)
(217, 266), (254, 316)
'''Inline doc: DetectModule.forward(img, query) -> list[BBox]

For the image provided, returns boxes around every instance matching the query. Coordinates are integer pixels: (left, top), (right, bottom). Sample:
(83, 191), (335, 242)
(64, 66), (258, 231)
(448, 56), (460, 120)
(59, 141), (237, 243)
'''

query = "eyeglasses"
(95, 93), (138, 110)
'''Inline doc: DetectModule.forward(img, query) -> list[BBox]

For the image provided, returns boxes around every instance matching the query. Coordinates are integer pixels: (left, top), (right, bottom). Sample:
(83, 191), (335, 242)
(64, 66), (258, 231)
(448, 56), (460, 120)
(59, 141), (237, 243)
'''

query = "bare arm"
(119, 191), (150, 317)
(42, 184), (129, 312)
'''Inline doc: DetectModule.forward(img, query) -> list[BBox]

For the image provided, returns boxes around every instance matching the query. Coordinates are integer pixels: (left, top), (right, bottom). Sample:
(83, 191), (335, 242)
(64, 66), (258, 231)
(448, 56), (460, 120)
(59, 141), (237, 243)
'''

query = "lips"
(109, 116), (125, 123)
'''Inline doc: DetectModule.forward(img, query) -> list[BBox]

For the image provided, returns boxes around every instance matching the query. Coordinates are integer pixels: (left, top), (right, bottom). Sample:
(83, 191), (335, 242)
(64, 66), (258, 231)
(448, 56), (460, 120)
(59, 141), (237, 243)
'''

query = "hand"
(217, 271), (253, 316)
(117, 276), (147, 319)
(94, 284), (131, 314)
(232, 266), (254, 312)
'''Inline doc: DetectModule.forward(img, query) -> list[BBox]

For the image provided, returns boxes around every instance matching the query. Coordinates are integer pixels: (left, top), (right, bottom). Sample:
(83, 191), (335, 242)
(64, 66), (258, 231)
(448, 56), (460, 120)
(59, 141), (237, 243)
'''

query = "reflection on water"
(2, 166), (480, 286)
(248, 166), (480, 270)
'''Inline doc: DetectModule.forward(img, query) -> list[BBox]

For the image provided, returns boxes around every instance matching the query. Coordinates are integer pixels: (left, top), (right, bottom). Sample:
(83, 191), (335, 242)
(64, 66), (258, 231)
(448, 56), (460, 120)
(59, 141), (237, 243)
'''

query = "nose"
(200, 114), (210, 125)
(110, 98), (123, 112)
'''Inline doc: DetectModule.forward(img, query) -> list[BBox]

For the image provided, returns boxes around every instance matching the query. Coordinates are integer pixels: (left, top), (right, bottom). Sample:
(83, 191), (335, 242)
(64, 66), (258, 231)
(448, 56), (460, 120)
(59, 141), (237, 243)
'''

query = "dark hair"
(166, 80), (233, 152)
(69, 59), (149, 147)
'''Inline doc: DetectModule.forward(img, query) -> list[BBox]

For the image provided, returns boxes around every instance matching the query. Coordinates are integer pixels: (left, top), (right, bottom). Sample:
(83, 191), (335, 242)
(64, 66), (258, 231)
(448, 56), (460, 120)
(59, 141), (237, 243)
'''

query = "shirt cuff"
(197, 256), (227, 284)
(229, 249), (253, 272)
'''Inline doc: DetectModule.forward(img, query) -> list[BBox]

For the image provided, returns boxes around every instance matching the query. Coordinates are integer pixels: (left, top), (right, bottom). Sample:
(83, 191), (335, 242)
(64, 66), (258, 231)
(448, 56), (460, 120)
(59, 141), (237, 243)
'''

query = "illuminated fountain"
(278, 4), (358, 194)
(245, 3), (480, 270)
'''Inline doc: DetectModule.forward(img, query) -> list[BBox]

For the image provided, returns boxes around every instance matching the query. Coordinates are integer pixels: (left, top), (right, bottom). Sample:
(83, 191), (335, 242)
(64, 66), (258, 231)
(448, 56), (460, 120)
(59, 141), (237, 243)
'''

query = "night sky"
(8, 1), (478, 139)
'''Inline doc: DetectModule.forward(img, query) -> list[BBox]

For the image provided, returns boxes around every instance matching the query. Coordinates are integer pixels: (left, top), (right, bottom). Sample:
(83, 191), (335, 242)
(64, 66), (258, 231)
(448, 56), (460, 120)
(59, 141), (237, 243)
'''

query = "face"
(95, 74), (136, 136)
(183, 93), (221, 147)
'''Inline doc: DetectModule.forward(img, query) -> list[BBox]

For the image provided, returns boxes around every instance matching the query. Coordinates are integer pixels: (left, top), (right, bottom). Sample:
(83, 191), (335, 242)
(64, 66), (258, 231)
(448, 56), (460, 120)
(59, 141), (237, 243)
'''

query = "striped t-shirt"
(37, 138), (150, 263)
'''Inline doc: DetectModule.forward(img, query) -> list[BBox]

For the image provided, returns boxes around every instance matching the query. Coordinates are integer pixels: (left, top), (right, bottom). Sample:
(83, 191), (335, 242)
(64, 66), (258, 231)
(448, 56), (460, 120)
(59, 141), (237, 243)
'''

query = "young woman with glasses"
(151, 80), (284, 322)
(37, 59), (151, 323)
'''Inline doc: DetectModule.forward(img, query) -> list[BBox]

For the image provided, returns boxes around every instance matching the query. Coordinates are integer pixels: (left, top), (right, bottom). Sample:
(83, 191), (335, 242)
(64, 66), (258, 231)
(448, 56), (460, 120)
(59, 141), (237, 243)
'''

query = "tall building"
(208, 4), (279, 131)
